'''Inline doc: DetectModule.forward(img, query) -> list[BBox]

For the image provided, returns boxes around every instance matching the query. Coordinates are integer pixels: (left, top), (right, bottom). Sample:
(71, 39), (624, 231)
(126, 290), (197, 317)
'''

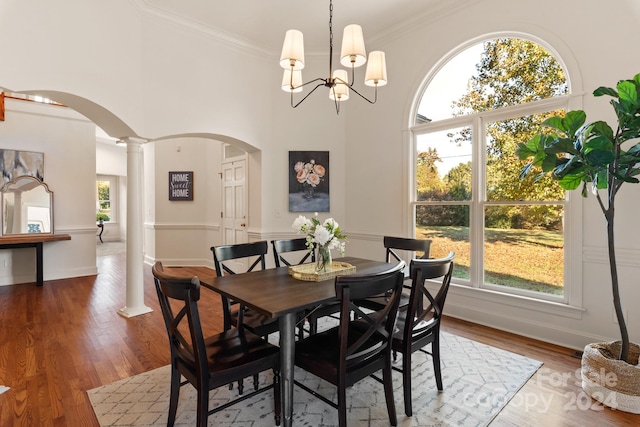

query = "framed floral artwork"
(289, 151), (329, 212)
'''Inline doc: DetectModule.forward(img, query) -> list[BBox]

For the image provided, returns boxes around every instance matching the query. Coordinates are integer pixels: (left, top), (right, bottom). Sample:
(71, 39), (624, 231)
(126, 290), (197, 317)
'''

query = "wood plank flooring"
(0, 250), (637, 426)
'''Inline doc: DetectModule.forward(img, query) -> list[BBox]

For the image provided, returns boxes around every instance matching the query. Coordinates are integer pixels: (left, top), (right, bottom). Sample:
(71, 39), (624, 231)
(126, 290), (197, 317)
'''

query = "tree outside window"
(412, 38), (568, 299)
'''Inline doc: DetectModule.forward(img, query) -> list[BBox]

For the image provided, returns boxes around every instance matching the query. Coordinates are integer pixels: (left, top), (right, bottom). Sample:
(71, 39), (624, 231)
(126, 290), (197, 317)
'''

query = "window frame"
(96, 174), (117, 223)
(410, 81), (579, 306)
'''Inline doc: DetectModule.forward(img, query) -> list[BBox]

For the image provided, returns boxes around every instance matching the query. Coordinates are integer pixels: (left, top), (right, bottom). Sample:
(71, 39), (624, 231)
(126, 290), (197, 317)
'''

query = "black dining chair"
(392, 252), (454, 416)
(293, 261), (406, 427)
(152, 262), (281, 427)
(211, 241), (281, 338)
(272, 238), (340, 336)
(360, 236), (432, 312)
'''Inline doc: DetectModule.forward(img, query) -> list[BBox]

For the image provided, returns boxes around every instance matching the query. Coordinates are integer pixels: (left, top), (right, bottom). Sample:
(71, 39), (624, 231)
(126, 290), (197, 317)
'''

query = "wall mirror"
(1, 175), (54, 235)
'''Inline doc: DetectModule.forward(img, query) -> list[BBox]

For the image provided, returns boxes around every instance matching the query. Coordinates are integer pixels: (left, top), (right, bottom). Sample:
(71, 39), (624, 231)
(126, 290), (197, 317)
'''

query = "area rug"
(88, 331), (541, 426)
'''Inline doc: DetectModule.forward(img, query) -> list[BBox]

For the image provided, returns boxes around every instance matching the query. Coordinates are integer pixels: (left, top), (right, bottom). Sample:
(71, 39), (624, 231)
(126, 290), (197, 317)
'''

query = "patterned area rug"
(88, 331), (541, 426)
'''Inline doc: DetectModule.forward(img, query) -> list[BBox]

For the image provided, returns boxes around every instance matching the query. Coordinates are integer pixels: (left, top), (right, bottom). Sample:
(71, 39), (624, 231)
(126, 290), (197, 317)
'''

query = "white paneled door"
(221, 157), (248, 271)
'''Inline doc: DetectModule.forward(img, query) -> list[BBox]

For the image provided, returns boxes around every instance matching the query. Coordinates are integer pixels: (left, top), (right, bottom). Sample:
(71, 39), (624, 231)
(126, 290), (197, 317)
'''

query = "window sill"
(445, 283), (585, 320)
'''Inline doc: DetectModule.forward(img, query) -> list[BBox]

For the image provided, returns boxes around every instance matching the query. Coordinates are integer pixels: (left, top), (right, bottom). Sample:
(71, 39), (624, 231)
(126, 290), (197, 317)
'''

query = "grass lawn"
(417, 226), (564, 295)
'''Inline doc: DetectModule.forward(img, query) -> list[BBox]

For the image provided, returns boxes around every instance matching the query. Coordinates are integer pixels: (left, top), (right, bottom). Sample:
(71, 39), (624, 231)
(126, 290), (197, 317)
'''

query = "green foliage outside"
(97, 181), (110, 209)
(97, 180), (111, 221)
(416, 38), (567, 231)
(96, 212), (110, 222)
(418, 226), (563, 294)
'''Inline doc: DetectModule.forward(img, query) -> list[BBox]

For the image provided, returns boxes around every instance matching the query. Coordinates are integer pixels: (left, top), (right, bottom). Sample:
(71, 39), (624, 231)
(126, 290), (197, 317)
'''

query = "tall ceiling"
(141, 0), (466, 53)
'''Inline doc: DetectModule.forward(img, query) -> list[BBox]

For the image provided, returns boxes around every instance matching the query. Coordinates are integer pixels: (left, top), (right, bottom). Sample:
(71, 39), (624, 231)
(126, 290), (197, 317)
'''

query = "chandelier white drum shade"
(279, 0), (387, 114)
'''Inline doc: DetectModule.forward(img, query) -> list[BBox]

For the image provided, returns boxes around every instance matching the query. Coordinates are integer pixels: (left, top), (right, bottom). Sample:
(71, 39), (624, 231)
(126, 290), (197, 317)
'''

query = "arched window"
(411, 37), (569, 301)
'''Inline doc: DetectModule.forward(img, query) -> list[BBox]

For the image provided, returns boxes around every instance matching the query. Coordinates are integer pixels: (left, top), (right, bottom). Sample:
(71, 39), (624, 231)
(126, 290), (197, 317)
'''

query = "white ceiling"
(140, 0), (458, 53)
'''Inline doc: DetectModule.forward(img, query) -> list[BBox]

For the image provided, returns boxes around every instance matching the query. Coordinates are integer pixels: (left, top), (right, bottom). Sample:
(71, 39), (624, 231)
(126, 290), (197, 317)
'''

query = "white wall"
(1, 0), (639, 350)
(0, 99), (97, 285)
(149, 137), (222, 267)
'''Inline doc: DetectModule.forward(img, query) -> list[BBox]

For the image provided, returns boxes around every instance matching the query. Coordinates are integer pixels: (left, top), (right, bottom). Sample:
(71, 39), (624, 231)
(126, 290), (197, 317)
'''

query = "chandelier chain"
(329, 0), (334, 79)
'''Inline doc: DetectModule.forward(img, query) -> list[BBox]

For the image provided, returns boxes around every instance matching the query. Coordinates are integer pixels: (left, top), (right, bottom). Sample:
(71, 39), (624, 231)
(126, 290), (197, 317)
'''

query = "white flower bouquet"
(292, 214), (347, 271)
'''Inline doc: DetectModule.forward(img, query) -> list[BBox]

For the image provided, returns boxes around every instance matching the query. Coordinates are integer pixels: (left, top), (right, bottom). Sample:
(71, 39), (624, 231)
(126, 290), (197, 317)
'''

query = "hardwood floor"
(0, 251), (637, 426)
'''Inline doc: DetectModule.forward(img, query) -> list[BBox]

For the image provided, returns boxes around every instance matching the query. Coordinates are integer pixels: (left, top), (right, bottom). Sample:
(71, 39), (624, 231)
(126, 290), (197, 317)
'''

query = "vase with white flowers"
(292, 214), (347, 272)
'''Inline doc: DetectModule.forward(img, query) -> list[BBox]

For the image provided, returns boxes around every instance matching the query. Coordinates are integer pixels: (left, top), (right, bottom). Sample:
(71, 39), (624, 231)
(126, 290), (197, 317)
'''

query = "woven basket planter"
(581, 341), (640, 413)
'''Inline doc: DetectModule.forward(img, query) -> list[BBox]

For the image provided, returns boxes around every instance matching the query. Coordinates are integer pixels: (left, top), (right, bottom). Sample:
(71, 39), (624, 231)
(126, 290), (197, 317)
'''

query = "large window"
(412, 38), (568, 301)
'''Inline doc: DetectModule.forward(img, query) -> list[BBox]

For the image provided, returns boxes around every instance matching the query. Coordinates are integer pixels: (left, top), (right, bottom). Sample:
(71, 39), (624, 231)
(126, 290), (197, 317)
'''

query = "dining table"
(200, 256), (395, 427)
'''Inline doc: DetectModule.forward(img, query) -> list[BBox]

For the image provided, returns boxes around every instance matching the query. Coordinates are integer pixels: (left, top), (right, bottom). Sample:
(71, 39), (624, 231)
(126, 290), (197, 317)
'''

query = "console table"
(0, 234), (71, 286)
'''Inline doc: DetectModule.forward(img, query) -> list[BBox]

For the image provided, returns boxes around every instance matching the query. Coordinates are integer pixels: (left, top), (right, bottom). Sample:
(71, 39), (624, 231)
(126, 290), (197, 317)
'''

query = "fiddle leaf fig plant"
(516, 72), (640, 364)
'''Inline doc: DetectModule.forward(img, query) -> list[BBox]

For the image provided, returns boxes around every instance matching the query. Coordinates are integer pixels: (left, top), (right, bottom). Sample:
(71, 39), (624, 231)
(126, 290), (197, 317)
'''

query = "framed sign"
(169, 171), (193, 201)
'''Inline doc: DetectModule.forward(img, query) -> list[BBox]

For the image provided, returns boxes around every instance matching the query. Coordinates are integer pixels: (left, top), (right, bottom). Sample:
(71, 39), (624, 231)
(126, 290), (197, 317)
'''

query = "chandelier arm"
(334, 78), (379, 104)
(292, 77), (328, 91)
(291, 82), (328, 109)
(349, 84), (378, 104)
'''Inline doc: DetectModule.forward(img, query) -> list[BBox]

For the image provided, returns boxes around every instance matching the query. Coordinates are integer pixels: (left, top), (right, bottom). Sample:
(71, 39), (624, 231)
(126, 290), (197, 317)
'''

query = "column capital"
(117, 136), (148, 145)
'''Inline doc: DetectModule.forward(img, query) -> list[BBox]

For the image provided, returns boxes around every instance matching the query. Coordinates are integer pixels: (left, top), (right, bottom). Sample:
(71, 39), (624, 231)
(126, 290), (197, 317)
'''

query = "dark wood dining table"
(200, 256), (394, 427)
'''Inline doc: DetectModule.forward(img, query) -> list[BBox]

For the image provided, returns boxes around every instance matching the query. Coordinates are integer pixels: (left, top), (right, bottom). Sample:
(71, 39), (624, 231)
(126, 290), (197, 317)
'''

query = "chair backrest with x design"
(211, 241), (269, 330)
(211, 240), (268, 276)
(153, 262), (208, 376)
(384, 235), (432, 264)
(405, 251), (454, 342)
(335, 261), (406, 378)
(271, 238), (315, 267)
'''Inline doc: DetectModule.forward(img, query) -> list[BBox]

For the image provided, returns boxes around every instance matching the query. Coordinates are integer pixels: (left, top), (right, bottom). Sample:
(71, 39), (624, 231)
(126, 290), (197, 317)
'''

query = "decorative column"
(118, 137), (152, 318)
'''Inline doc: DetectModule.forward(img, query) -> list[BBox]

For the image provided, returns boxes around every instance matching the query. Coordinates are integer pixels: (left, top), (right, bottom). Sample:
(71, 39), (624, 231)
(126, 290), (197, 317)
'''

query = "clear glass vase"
(315, 245), (332, 272)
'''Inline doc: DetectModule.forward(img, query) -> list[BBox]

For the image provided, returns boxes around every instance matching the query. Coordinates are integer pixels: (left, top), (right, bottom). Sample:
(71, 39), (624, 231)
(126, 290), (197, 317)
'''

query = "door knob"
(240, 223), (246, 227)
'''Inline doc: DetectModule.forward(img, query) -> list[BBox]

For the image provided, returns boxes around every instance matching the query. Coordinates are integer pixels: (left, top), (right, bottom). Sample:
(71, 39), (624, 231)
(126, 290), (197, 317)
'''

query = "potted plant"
(96, 212), (110, 224)
(516, 72), (640, 412)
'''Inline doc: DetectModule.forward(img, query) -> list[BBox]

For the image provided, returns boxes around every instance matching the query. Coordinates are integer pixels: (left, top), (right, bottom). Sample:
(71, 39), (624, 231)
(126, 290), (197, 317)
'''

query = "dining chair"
(211, 241), (280, 337)
(293, 261), (406, 427)
(392, 252), (454, 416)
(272, 238), (340, 336)
(360, 236), (432, 312)
(152, 262), (282, 427)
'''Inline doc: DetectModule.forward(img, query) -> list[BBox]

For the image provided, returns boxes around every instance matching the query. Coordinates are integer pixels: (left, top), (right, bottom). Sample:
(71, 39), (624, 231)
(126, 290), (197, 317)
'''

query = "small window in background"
(96, 177), (115, 222)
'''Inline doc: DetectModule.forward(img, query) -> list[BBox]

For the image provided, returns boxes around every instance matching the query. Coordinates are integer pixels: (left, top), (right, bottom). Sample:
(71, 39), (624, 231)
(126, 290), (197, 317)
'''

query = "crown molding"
(130, 0), (272, 59)
(131, 0), (482, 59)
(367, 0), (483, 48)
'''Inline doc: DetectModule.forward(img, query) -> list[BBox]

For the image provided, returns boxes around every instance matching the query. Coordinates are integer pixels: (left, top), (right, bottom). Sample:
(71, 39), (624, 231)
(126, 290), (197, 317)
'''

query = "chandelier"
(279, 0), (387, 114)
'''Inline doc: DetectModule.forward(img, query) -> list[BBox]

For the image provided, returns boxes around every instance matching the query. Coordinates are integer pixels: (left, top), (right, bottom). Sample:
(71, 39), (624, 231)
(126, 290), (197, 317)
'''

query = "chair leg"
(253, 373), (259, 391)
(168, 366), (181, 427)
(402, 350), (412, 416)
(383, 359), (398, 426)
(196, 388), (209, 427)
(273, 368), (282, 426)
(337, 381), (348, 427)
(433, 332), (443, 391)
